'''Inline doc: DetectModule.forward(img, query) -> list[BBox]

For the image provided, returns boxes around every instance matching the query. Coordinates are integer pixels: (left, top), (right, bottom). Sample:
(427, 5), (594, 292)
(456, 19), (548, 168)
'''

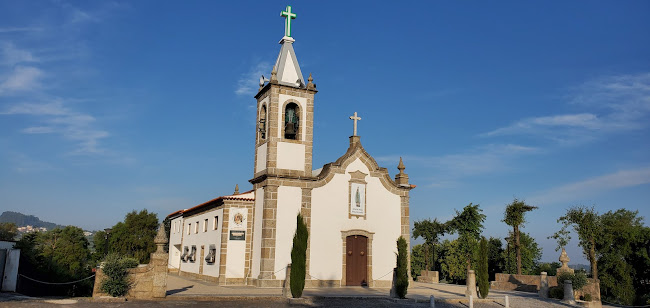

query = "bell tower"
(249, 6), (318, 287)
(252, 10), (317, 180)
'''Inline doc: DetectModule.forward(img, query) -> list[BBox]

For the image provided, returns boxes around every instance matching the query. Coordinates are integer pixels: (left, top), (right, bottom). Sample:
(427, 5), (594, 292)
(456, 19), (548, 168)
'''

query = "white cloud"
(528, 167), (650, 206)
(483, 73), (650, 143)
(0, 66), (43, 93)
(0, 27), (42, 33)
(235, 62), (271, 96)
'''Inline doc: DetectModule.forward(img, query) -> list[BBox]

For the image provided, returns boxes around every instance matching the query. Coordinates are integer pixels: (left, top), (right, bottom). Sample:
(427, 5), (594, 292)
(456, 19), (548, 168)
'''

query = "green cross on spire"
(281, 5), (296, 37)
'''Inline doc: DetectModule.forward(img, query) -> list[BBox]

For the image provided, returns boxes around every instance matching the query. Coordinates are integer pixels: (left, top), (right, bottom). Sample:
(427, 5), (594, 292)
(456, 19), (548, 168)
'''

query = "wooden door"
(346, 235), (368, 286)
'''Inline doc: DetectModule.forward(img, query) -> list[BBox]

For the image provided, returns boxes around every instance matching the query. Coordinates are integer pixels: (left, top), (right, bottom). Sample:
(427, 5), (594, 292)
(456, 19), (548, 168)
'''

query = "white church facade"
(167, 6), (414, 288)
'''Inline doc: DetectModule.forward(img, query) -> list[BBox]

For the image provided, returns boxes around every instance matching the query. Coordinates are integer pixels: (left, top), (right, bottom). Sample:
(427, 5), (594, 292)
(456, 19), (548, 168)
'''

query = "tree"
(487, 237), (505, 281)
(38, 226), (91, 279)
(503, 232), (541, 275)
(556, 206), (600, 279)
(502, 198), (538, 275)
(108, 209), (159, 263)
(290, 213), (308, 298)
(477, 237), (489, 298)
(395, 236), (409, 299)
(412, 218), (448, 271)
(448, 203), (486, 272)
(440, 239), (467, 283)
(0, 222), (18, 240)
(92, 230), (107, 263)
(533, 262), (561, 276)
(410, 244), (426, 280)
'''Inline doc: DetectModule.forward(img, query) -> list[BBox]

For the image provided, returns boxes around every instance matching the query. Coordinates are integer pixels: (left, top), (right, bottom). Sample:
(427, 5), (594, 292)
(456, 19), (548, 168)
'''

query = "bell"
(285, 122), (296, 137)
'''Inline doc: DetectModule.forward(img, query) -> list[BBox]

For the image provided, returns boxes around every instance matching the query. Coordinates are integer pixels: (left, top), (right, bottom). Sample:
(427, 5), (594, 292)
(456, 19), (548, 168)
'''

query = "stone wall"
(575, 278), (601, 301)
(416, 270), (439, 284)
(491, 273), (558, 292)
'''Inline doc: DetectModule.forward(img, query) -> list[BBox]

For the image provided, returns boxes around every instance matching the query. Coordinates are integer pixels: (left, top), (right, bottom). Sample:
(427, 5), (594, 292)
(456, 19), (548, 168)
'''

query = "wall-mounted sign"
(230, 208), (247, 231)
(350, 183), (366, 216)
(229, 230), (246, 240)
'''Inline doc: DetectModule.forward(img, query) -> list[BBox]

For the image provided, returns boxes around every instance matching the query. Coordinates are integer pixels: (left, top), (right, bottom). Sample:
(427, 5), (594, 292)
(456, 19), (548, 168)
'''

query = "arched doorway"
(345, 235), (368, 286)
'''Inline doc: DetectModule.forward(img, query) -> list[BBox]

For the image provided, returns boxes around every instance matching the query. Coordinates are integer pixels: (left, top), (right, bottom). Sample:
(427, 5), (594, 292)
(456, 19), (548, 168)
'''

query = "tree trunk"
(589, 237), (598, 279)
(424, 243), (430, 272)
(432, 244), (436, 271)
(515, 225), (522, 275)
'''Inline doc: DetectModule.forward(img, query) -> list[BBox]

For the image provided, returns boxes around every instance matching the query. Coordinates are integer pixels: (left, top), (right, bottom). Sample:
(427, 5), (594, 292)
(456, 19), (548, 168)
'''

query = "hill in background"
(0, 211), (62, 230)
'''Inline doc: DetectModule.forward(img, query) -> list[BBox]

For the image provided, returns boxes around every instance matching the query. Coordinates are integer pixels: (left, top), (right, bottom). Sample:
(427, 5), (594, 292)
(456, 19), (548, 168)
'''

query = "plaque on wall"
(229, 230), (246, 240)
(350, 182), (366, 216)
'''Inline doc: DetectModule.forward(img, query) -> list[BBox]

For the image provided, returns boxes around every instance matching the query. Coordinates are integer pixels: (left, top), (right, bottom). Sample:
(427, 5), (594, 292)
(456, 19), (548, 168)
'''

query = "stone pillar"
(539, 272), (549, 298)
(557, 248), (574, 275)
(562, 280), (576, 305)
(151, 223), (169, 298)
(282, 264), (292, 298)
(466, 270), (477, 298)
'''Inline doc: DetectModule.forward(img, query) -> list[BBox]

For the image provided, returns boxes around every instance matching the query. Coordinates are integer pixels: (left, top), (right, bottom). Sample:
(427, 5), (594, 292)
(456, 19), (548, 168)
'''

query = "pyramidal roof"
(273, 36), (305, 88)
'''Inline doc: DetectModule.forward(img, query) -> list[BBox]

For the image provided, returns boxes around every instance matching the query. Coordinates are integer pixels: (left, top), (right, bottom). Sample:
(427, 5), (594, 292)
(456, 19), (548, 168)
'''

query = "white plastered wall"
(309, 158), (401, 282)
(277, 94), (306, 141)
(251, 187), (264, 278)
(177, 208), (223, 278)
(225, 207), (248, 278)
(168, 217), (184, 270)
(276, 142), (305, 171)
(256, 142), (267, 173)
(274, 186), (302, 280)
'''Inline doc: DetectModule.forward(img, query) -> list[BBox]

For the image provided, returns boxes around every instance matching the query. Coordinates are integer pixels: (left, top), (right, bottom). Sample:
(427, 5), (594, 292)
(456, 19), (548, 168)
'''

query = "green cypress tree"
(396, 236), (409, 299)
(477, 237), (490, 298)
(290, 213), (308, 298)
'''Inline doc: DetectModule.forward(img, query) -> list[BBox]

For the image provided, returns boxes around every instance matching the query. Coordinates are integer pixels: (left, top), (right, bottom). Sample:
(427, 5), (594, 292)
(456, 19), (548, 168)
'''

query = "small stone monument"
(562, 280), (576, 305)
(539, 272), (549, 298)
(152, 223), (169, 298)
(557, 248), (574, 275)
(466, 270), (477, 298)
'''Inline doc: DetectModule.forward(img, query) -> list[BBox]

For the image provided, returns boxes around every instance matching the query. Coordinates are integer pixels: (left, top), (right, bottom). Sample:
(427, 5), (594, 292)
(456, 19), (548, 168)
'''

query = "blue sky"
(1, 1), (649, 263)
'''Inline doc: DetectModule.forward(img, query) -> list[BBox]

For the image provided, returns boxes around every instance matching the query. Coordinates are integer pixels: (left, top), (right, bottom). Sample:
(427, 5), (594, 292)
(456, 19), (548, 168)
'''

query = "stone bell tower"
(249, 5), (318, 287)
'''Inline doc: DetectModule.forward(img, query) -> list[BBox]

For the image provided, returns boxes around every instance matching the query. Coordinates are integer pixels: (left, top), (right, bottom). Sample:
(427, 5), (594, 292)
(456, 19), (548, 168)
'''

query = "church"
(167, 6), (414, 288)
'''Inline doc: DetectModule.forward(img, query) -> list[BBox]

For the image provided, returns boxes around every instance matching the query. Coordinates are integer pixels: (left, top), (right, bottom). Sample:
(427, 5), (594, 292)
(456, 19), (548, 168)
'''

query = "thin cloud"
(0, 66), (43, 93)
(377, 143), (540, 187)
(235, 62), (271, 96)
(1, 42), (39, 66)
(528, 167), (650, 206)
(0, 27), (43, 33)
(483, 73), (650, 144)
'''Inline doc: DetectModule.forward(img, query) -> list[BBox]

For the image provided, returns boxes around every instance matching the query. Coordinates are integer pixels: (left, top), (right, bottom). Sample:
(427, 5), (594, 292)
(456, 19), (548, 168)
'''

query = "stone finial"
(234, 184), (239, 195)
(307, 73), (316, 90)
(557, 247), (574, 274)
(270, 66), (278, 84)
(154, 222), (167, 253)
(395, 157), (409, 186)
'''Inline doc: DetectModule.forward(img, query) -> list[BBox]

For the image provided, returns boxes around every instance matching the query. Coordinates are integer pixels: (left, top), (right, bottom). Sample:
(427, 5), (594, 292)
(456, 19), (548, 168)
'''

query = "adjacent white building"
(167, 6), (414, 288)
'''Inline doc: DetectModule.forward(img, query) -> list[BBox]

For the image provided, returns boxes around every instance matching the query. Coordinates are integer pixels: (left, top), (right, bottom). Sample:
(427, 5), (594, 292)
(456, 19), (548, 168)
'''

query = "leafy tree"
(395, 236), (409, 299)
(410, 244), (426, 279)
(0, 222), (18, 240)
(439, 239), (467, 283)
(108, 210), (159, 263)
(503, 231), (541, 275)
(92, 230), (108, 263)
(487, 237), (505, 281)
(290, 213), (308, 298)
(412, 218), (448, 271)
(556, 206), (601, 279)
(533, 262), (561, 276)
(477, 237), (489, 298)
(448, 203), (486, 272)
(38, 226), (91, 278)
(597, 209), (649, 305)
(502, 199), (537, 275)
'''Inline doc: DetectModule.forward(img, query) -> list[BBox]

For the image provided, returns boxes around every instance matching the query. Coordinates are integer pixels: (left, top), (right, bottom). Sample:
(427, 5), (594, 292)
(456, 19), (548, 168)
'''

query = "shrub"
(477, 237), (489, 299)
(581, 294), (592, 301)
(290, 213), (308, 298)
(396, 236), (409, 299)
(557, 271), (587, 291)
(550, 286), (564, 299)
(100, 253), (136, 297)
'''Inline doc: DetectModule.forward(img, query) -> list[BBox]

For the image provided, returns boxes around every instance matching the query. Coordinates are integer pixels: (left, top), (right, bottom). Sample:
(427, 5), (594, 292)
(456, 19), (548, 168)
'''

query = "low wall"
(93, 251), (168, 299)
(491, 273), (558, 292)
(575, 278), (601, 301)
(416, 270), (439, 284)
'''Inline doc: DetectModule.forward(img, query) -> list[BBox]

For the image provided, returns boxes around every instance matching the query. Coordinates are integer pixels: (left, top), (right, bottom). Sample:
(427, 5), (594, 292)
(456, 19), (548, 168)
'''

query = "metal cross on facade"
(281, 6), (297, 37)
(349, 112), (361, 136)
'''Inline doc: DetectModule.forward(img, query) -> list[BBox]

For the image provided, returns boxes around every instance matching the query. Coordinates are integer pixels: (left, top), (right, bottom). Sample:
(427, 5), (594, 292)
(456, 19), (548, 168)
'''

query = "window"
(204, 219), (208, 232)
(258, 105), (267, 140)
(187, 223), (191, 235)
(213, 216), (219, 230)
(195, 221), (199, 234)
(284, 103), (299, 140)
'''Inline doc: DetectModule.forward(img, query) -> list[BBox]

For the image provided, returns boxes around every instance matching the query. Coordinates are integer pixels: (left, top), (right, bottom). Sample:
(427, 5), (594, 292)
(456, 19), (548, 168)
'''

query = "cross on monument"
(281, 6), (297, 37)
(349, 112), (361, 136)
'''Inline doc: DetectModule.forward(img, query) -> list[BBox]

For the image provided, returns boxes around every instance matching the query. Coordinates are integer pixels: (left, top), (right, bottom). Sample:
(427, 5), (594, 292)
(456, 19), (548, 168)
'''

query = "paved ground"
(0, 274), (610, 307)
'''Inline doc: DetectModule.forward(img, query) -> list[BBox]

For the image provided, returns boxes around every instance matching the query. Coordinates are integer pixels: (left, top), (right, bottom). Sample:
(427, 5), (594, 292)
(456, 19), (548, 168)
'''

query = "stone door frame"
(341, 229), (374, 287)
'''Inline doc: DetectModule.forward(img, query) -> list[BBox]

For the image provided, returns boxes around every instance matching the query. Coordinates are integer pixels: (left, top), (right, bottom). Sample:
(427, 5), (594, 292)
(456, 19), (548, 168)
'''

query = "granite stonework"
(93, 224), (168, 299)
(491, 273), (558, 292)
(416, 270), (439, 284)
(465, 270), (477, 298)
